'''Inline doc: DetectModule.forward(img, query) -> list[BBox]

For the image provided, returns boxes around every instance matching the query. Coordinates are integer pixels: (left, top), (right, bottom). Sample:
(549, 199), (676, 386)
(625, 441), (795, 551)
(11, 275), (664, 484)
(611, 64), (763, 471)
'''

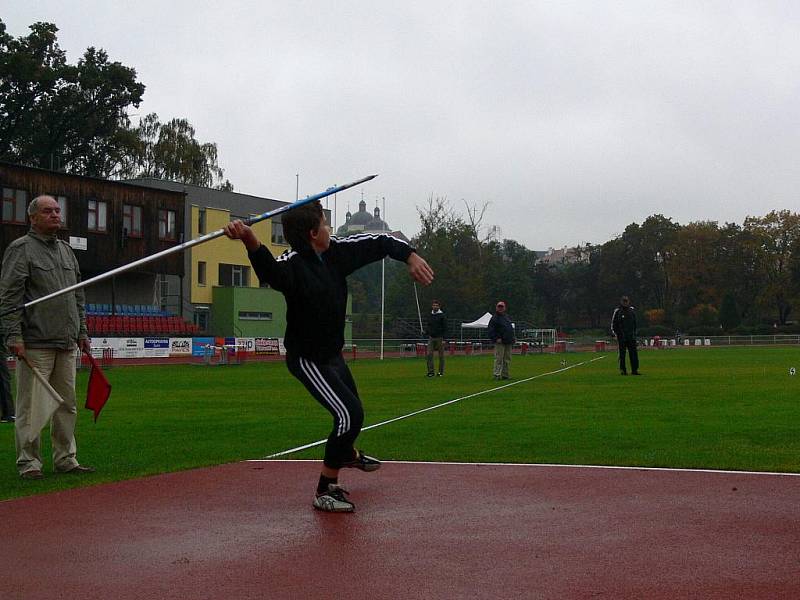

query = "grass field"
(1, 346), (799, 501)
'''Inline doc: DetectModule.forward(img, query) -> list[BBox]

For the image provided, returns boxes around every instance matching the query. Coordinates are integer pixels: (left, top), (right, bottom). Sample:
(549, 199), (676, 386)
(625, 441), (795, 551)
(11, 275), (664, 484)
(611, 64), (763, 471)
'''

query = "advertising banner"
(169, 338), (193, 356)
(254, 337), (280, 355)
(192, 337), (215, 357)
(235, 338), (256, 354)
(118, 338), (145, 359)
(144, 338), (170, 358)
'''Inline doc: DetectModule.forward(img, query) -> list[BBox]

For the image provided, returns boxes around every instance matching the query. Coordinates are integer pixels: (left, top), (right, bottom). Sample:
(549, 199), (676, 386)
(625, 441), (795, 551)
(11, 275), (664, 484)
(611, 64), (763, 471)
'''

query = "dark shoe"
(501, 376), (510, 380)
(57, 464), (96, 474)
(620, 371), (628, 376)
(632, 371), (641, 375)
(342, 449), (381, 472)
(21, 469), (43, 480)
(0, 415), (15, 423)
(313, 484), (355, 512)
(437, 373), (443, 377)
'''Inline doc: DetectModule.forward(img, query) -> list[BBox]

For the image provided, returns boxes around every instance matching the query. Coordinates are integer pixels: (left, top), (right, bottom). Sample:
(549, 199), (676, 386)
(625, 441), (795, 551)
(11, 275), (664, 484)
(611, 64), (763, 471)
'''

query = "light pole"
(295, 173), (299, 201)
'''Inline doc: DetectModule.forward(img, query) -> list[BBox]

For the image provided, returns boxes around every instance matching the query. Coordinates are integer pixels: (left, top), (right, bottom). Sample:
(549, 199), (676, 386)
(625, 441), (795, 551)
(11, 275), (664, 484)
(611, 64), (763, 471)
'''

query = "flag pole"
(0, 174), (378, 318)
(21, 357), (65, 406)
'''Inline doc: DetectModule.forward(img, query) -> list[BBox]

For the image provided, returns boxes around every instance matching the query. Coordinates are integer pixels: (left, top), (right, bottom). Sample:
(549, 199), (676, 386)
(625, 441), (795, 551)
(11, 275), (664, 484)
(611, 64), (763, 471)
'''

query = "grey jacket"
(0, 231), (88, 349)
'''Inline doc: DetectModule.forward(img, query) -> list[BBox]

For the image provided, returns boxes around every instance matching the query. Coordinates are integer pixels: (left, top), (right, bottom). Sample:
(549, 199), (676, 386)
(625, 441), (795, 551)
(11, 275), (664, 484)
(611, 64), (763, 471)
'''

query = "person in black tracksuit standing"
(425, 300), (446, 377)
(225, 202), (434, 512)
(611, 295), (640, 375)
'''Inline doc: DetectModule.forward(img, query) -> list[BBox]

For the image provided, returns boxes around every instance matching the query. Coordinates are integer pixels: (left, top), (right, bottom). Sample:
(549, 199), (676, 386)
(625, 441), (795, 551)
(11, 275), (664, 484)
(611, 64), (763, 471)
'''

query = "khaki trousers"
(15, 347), (79, 474)
(426, 337), (445, 375)
(493, 343), (512, 378)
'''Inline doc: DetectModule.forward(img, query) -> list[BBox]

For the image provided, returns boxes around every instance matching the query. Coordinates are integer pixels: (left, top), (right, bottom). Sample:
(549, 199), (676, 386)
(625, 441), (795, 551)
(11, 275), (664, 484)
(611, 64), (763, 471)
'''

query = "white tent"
(460, 312), (517, 341)
(461, 312), (493, 329)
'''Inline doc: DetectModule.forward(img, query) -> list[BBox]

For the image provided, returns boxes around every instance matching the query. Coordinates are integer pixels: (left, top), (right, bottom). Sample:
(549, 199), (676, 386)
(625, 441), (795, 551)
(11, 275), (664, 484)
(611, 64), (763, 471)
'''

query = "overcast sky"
(5, 1), (799, 249)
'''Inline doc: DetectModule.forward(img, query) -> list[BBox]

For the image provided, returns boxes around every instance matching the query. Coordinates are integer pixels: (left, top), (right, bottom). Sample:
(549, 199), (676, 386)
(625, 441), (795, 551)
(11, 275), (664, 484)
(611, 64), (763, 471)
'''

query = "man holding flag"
(0, 195), (95, 480)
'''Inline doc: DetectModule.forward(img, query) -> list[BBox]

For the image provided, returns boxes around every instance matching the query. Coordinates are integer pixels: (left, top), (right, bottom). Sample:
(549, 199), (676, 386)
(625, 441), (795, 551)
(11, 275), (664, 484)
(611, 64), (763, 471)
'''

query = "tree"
(0, 19), (145, 176)
(743, 210), (800, 325)
(718, 292), (740, 331)
(387, 196), (488, 320)
(118, 113), (231, 188)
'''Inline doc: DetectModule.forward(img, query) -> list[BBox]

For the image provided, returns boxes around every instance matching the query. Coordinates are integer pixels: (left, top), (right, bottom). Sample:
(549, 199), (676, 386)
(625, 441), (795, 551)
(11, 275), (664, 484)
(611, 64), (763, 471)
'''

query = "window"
(198, 208), (206, 235)
(123, 205), (143, 237)
(194, 308), (209, 331)
(271, 220), (286, 244)
(55, 195), (68, 227)
(87, 199), (108, 232)
(2, 188), (27, 223)
(159, 209), (176, 240)
(238, 311), (273, 320)
(218, 263), (250, 287)
(197, 261), (207, 285)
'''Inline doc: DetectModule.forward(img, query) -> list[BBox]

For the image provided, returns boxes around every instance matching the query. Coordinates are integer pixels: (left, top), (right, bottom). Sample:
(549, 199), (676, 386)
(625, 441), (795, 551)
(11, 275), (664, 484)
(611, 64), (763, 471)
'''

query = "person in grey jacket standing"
(488, 300), (515, 380)
(426, 300), (446, 377)
(0, 196), (94, 479)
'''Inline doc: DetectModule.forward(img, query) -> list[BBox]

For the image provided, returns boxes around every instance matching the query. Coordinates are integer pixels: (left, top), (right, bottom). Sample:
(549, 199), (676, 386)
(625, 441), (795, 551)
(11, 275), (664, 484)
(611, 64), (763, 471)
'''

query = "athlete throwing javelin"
(225, 201), (433, 512)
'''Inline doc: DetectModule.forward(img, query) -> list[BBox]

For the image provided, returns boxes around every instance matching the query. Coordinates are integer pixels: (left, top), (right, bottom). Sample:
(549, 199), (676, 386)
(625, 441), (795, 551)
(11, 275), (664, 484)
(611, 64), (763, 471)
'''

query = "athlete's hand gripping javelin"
(406, 252), (434, 286)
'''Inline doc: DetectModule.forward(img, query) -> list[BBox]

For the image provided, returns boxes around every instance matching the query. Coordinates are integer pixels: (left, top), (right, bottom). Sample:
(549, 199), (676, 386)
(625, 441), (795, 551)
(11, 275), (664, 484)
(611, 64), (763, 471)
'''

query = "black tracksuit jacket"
(611, 305), (637, 341)
(247, 233), (414, 362)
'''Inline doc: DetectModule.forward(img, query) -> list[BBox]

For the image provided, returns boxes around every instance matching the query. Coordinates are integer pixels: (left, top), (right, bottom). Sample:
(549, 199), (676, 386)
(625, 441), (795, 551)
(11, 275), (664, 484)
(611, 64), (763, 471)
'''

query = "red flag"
(84, 351), (111, 422)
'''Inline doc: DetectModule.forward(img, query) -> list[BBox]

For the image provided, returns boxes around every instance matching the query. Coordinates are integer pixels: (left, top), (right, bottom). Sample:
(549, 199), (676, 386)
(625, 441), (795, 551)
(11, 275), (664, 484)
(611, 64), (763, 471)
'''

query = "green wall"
(210, 286), (352, 343)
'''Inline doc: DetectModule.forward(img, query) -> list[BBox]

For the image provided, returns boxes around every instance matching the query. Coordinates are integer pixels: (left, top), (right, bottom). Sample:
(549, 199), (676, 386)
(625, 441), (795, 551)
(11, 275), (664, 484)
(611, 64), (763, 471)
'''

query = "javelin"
(0, 174), (377, 318)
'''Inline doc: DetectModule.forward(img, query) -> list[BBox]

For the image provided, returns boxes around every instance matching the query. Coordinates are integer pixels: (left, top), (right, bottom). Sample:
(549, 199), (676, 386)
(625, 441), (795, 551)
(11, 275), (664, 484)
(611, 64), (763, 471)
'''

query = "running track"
(2, 460), (799, 599)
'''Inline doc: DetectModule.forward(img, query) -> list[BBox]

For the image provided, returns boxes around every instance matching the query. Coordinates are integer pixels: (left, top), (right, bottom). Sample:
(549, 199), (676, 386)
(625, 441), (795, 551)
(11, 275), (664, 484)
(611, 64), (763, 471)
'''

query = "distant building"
(1, 161), (185, 313)
(536, 246), (590, 266)
(127, 178), (336, 336)
(336, 199), (409, 242)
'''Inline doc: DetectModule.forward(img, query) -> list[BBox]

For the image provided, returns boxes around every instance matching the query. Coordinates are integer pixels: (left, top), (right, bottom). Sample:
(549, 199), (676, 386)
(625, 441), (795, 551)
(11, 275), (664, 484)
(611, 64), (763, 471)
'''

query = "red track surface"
(2, 461), (799, 599)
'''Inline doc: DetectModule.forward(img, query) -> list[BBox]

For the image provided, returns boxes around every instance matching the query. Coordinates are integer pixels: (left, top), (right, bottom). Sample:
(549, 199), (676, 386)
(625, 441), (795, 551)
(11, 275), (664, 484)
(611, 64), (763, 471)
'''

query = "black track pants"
(617, 338), (639, 373)
(286, 353), (364, 469)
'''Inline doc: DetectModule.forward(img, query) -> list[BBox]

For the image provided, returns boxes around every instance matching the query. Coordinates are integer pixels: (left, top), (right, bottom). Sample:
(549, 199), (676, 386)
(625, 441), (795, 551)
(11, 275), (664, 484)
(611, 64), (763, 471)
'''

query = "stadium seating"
(86, 306), (199, 337)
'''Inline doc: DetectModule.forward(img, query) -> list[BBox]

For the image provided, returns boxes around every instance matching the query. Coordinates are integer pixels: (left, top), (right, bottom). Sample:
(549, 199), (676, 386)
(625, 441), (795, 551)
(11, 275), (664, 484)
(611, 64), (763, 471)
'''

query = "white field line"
(246, 458), (800, 478)
(260, 356), (606, 459)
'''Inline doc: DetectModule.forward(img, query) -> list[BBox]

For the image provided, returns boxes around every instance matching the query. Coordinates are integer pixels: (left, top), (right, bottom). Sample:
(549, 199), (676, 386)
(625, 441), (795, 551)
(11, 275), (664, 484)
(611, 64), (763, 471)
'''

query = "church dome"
(367, 206), (389, 232)
(348, 200), (373, 226)
(336, 210), (353, 236)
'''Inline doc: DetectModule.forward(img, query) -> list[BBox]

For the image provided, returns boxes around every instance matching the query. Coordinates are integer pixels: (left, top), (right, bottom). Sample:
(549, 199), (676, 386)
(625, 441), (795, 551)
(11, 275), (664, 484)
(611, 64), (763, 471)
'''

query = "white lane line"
(246, 458), (800, 478)
(260, 356), (606, 459)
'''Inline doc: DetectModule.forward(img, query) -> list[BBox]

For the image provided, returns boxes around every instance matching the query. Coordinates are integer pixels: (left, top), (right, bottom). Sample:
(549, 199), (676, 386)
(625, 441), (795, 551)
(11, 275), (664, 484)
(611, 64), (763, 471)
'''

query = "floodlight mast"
(0, 174), (378, 318)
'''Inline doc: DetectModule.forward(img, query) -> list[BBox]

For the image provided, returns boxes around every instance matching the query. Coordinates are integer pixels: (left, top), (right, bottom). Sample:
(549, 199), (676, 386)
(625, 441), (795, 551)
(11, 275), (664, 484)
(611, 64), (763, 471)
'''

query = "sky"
(4, 1), (800, 249)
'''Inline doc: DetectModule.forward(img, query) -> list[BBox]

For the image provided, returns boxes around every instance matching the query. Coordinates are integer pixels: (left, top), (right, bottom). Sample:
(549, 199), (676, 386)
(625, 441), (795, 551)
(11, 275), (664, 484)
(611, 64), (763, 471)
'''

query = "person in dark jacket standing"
(611, 295), (640, 375)
(225, 202), (433, 512)
(426, 300), (446, 377)
(0, 333), (14, 424)
(488, 301), (515, 380)
(0, 334), (14, 424)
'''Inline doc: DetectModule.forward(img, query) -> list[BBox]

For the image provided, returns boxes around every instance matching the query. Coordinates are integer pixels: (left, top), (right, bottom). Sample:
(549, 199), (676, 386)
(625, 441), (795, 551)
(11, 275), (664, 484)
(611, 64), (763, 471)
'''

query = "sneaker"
(56, 464), (96, 474)
(0, 416), (15, 423)
(313, 484), (355, 512)
(437, 373), (443, 377)
(20, 469), (43, 480)
(343, 449), (381, 472)
(427, 373), (435, 377)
